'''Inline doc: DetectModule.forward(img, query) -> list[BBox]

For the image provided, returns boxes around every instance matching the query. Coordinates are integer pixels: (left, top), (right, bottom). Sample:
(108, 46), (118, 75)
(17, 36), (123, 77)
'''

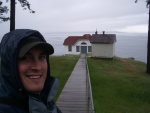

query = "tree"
(135, 0), (150, 74)
(0, 0), (35, 31)
(10, 0), (15, 31)
(0, 0), (9, 22)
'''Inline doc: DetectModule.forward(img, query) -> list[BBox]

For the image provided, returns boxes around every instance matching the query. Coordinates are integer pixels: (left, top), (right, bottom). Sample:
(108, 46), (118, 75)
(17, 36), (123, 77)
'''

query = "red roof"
(63, 34), (91, 46)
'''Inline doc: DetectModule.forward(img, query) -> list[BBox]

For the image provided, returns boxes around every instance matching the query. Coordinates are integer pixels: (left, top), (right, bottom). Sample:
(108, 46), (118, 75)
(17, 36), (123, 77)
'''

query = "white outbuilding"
(90, 31), (117, 58)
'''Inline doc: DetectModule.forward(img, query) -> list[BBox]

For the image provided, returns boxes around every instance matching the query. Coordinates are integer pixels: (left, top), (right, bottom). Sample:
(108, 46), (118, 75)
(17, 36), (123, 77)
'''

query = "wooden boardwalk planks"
(56, 54), (89, 113)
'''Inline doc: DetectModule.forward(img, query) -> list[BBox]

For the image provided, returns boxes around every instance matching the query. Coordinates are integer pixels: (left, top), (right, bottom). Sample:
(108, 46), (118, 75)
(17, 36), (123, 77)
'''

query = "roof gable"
(63, 34), (91, 45)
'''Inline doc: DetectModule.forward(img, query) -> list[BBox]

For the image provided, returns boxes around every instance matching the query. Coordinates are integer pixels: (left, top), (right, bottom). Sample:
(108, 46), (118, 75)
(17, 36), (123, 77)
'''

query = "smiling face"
(18, 47), (48, 94)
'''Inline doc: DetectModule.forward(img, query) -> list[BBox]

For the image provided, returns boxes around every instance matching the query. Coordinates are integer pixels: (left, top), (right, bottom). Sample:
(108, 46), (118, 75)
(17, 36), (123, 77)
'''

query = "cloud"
(0, 0), (149, 36)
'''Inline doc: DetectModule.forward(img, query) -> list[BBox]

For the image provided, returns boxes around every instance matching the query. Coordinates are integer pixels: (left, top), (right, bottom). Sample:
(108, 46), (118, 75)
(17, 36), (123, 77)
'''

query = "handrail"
(85, 56), (95, 113)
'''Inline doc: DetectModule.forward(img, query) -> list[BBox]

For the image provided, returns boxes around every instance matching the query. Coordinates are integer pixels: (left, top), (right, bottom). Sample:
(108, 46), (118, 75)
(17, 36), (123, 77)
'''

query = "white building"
(63, 34), (92, 55)
(90, 31), (117, 58)
(63, 31), (117, 58)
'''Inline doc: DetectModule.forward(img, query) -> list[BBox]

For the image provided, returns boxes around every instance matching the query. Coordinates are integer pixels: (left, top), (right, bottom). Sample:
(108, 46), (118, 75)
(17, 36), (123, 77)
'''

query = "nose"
(31, 58), (42, 70)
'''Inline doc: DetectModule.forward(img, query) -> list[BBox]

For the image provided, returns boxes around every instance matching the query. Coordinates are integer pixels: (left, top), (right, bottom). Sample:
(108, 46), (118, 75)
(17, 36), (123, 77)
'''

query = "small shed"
(63, 34), (92, 55)
(90, 31), (117, 58)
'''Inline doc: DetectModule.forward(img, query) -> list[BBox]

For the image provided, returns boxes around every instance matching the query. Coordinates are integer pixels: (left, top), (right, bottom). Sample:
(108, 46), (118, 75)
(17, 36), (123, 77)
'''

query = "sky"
(0, 0), (149, 38)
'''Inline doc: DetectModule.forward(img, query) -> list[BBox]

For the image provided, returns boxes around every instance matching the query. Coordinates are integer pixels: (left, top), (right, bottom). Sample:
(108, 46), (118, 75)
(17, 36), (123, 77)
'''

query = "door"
(81, 46), (87, 53)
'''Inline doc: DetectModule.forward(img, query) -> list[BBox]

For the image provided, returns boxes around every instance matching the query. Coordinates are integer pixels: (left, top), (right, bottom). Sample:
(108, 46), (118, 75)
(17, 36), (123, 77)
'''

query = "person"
(0, 29), (62, 113)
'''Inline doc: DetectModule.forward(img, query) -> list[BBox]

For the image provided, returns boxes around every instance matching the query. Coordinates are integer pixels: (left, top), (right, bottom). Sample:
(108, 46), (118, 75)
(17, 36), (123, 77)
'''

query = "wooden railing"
(85, 56), (95, 113)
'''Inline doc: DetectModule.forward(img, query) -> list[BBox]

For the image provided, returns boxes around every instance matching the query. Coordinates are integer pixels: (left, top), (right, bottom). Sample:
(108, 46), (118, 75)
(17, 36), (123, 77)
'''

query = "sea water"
(0, 31), (147, 63)
(116, 35), (147, 63)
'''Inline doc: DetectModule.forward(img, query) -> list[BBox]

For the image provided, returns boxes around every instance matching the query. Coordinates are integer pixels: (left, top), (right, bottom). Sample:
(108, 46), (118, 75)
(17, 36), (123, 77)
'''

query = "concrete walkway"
(56, 54), (88, 113)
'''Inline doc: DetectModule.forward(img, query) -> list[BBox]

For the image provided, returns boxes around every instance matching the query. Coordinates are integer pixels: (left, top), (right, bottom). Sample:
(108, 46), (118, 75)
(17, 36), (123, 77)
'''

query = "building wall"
(91, 43), (115, 58)
(64, 40), (91, 55)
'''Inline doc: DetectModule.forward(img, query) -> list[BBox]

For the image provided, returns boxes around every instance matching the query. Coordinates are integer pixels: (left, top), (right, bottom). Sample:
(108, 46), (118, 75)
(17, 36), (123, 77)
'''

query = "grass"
(49, 55), (79, 100)
(49, 55), (150, 112)
(88, 57), (150, 113)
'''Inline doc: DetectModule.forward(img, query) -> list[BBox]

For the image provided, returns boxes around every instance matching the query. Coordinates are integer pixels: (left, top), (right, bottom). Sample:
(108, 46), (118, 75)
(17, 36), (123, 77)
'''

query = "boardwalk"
(56, 54), (89, 113)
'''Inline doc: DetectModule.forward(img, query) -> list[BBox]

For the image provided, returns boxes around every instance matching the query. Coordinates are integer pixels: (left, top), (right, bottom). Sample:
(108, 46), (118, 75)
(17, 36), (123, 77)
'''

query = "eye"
(19, 55), (32, 61)
(39, 55), (46, 60)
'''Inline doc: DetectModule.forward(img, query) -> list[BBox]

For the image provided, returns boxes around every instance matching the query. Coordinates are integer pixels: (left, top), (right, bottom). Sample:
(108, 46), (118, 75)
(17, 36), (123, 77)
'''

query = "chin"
(26, 85), (44, 94)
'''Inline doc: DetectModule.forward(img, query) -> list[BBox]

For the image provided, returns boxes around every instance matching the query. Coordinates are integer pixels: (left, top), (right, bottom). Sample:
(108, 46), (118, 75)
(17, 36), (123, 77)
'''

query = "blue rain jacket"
(0, 29), (62, 113)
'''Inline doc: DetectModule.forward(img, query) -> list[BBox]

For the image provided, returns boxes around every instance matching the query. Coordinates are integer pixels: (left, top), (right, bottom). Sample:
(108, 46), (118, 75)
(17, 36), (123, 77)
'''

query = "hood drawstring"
(19, 88), (22, 92)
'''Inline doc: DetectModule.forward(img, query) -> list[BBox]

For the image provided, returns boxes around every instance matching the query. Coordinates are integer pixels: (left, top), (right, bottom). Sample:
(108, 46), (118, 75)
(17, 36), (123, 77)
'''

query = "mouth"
(29, 75), (41, 79)
(26, 75), (41, 79)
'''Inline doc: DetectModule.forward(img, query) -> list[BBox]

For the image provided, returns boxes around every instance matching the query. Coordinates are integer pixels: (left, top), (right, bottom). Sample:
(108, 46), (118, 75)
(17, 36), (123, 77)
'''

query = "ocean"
(42, 32), (147, 63)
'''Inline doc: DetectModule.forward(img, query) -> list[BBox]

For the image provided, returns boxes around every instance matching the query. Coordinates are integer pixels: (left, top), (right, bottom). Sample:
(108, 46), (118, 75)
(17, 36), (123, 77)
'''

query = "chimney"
(95, 30), (98, 35)
(103, 31), (105, 35)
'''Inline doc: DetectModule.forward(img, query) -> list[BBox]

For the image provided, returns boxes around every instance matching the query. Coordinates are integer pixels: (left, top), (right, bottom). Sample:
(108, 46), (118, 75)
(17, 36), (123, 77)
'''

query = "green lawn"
(50, 55), (150, 113)
(88, 57), (150, 113)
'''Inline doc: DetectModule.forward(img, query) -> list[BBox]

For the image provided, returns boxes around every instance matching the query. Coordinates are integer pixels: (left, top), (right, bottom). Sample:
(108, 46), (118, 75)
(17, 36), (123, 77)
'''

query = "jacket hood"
(0, 29), (55, 100)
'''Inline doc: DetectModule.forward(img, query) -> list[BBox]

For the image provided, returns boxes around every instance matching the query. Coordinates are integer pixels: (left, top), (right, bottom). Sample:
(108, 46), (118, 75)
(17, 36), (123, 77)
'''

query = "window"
(81, 42), (87, 45)
(68, 46), (72, 51)
(88, 46), (91, 52)
(76, 46), (79, 52)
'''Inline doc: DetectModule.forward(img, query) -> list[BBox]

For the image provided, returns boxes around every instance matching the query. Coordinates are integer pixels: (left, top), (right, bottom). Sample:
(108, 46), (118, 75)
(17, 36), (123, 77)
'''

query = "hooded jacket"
(0, 29), (61, 113)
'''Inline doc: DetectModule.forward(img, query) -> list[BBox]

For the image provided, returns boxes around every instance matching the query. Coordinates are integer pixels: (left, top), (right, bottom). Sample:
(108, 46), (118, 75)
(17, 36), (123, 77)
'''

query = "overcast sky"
(0, 0), (149, 38)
